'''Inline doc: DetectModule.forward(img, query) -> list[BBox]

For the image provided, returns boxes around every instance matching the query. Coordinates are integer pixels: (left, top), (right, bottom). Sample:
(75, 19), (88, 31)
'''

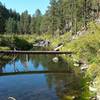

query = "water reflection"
(0, 67), (3, 73)
(0, 54), (87, 100)
(0, 54), (71, 73)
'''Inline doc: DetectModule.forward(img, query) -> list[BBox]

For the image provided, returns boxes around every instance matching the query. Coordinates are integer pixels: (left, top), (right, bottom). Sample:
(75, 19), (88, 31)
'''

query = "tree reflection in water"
(0, 54), (86, 99)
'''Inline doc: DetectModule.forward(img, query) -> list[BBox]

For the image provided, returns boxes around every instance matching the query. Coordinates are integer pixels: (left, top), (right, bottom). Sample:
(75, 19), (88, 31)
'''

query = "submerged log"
(8, 97), (16, 100)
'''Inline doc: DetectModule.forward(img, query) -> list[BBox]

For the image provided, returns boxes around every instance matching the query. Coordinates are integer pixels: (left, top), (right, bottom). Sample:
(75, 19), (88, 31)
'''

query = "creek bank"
(0, 36), (33, 50)
(73, 59), (89, 72)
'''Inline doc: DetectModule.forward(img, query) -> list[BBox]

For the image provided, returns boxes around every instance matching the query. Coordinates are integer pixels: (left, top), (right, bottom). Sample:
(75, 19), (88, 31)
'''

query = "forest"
(0, 0), (100, 100)
(0, 0), (99, 35)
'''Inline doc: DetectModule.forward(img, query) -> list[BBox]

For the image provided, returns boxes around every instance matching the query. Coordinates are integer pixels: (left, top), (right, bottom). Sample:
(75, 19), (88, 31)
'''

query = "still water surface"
(0, 54), (88, 100)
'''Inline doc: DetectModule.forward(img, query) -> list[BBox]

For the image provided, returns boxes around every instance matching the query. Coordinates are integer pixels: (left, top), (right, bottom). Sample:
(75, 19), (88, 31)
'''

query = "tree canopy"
(0, 0), (99, 35)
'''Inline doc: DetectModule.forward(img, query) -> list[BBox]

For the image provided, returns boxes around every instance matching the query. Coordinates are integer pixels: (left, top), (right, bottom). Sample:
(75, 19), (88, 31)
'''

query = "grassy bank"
(38, 21), (100, 97)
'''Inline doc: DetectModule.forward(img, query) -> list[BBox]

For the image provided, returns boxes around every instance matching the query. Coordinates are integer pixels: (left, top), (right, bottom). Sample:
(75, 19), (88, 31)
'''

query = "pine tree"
(20, 10), (30, 34)
(34, 9), (42, 34)
(5, 17), (17, 34)
(57, 0), (65, 35)
(49, 0), (58, 36)
(40, 14), (50, 34)
(30, 16), (36, 34)
(0, 2), (9, 33)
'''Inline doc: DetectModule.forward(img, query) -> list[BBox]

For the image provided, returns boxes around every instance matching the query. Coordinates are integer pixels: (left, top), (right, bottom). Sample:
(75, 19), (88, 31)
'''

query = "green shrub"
(14, 36), (33, 50)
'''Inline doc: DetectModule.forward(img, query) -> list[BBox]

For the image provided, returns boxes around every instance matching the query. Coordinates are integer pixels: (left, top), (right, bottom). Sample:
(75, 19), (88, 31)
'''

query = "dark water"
(0, 54), (89, 100)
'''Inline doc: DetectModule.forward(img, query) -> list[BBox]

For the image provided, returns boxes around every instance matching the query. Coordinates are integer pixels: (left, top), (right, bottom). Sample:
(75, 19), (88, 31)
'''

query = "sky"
(0, 0), (50, 15)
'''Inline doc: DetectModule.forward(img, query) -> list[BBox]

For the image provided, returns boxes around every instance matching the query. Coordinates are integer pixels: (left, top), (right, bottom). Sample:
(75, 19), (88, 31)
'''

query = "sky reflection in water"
(0, 54), (83, 100)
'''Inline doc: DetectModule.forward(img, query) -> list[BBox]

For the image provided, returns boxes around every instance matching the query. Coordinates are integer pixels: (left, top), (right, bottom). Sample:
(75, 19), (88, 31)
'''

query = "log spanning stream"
(0, 50), (74, 54)
(0, 51), (89, 100)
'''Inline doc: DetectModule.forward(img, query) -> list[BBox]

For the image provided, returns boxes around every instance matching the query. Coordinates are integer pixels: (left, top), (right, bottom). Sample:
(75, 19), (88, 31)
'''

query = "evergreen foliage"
(0, 0), (99, 35)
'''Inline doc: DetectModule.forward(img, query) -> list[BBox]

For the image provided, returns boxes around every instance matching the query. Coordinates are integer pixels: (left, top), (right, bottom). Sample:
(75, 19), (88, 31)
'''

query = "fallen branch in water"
(8, 97), (16, 100)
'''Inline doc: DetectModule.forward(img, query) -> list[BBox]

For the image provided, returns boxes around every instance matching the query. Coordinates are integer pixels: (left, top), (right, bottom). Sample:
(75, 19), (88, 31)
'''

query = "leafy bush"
(14, 36), (33, 50)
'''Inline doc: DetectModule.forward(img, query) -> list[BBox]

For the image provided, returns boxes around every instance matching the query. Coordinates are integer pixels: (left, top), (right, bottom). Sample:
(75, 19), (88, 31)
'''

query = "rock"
(73, 59), (86, 67)
(73, 58), (79, 62)
(52, 57), (59, 63)
(97, 95), (100, 100)
(74, 63), (79, 67)
(81, 64), (88, 71)
(90, 96), (97, 100)
(89, 86), (97, 92)
(33, 40), (50, 47)
(96, 18), (100, 23)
